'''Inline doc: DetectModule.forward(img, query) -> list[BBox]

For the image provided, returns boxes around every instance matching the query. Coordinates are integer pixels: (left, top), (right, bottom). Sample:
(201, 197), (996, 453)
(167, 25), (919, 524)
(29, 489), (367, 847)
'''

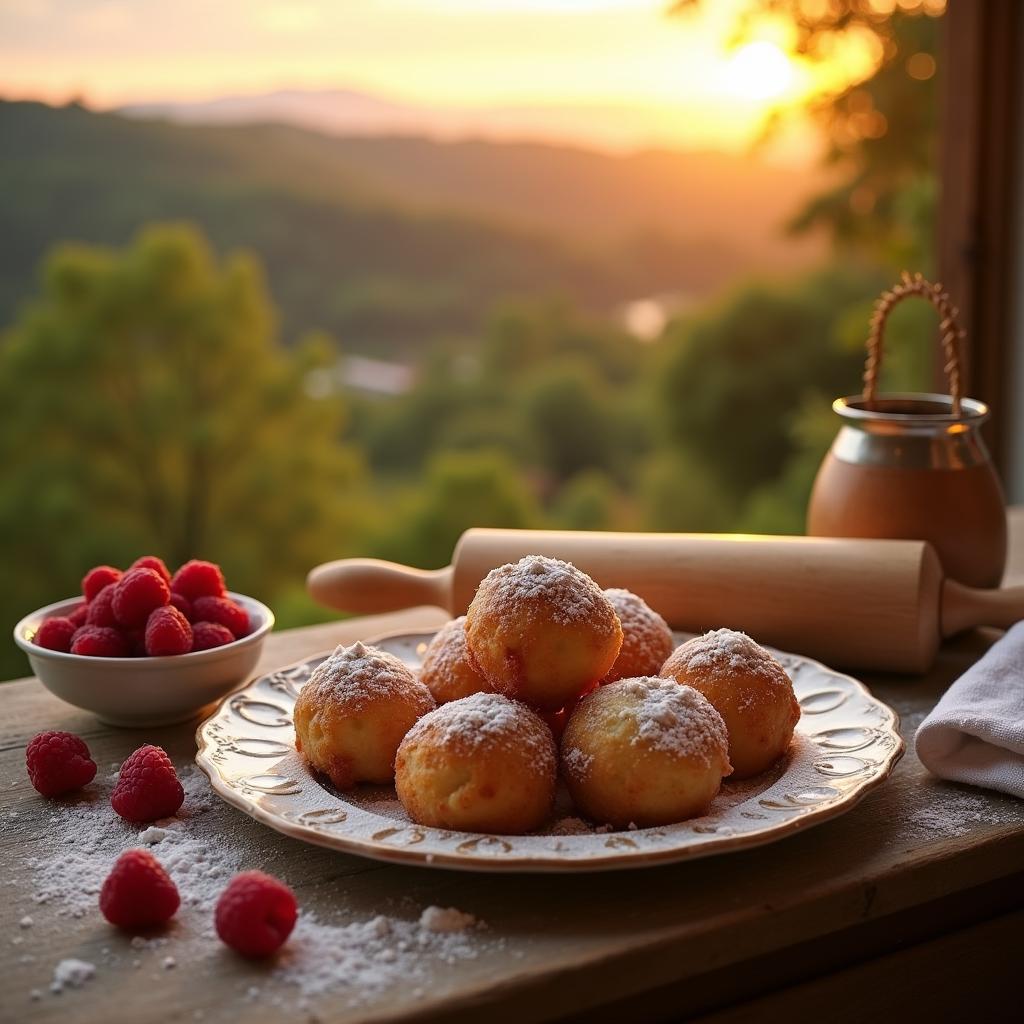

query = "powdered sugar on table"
(16, 763), (490, 1012)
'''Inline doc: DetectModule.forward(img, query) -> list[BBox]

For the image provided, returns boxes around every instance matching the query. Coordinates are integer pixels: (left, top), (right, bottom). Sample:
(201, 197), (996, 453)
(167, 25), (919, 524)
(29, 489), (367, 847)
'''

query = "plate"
(195, 630), (904, 872)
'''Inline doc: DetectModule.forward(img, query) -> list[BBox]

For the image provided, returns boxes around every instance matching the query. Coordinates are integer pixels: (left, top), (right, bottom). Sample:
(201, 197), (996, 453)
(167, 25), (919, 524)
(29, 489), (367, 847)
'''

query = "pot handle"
(863, 271), (966, 416)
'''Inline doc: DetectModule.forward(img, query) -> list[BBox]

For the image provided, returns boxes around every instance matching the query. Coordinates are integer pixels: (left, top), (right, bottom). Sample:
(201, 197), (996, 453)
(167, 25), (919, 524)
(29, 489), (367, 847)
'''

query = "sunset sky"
(0, 0), (883, 153)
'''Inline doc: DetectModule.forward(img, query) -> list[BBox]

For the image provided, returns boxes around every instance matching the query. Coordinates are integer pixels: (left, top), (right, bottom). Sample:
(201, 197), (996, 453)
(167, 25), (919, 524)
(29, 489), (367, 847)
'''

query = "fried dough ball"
(395, 692), (557, 834)
(465, 555), (622, 712)
(293, 641), (435, 789)
(660, 629), (800, 779)
(561, 677), (731, 829)
(418, 616), (490, 704)
(601, 588), (674, 684)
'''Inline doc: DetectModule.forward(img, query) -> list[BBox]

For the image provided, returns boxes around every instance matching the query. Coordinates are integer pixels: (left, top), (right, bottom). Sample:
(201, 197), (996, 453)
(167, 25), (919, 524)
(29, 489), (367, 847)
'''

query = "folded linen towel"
(916, 620), (1024, 798)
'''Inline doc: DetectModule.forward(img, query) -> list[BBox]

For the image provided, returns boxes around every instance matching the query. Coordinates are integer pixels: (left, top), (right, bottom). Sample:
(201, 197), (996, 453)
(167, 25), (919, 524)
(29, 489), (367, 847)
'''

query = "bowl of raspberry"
(14, 556), (274, 727)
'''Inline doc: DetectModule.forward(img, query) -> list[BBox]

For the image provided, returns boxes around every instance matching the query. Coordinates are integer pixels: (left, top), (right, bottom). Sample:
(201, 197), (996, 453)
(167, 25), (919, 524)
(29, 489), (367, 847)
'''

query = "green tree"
(638, 450), (735, 533)
(369, 450), (539, 570)
(552, 471), (618, 531)
(655, 268), (870, 498)
(1, 224), (360, 678)
(522, 359), (616, 484)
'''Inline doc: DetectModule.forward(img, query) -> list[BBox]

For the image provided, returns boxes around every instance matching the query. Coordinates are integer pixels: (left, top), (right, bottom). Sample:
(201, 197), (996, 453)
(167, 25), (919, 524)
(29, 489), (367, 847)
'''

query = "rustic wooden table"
(4, 524), (1024, 1024)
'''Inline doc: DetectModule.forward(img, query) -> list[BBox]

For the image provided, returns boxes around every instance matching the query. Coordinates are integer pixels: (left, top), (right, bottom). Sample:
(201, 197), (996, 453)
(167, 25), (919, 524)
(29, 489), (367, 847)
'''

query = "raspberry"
(68, 602), (89, 628)
(192, 596), (249, 638)
(86, 583), (118, 627)
(130, 555), (171, 585)
(82, 565), (122, 602)
(191, 621), (236, 652)
(71, 625), (129, 657)
(215, 871), (297, 958)
(99, 849), (180, 930)
(144, 606), (193, 656)
(169, 591), (193, 621)
(170, 560), (226, 601)
(25, 731), (97, 796)
(111, 744), (184, 822)
(112, 567), (170, 628)
(123, 628), (147, 657)
(34, 616), (77, 653)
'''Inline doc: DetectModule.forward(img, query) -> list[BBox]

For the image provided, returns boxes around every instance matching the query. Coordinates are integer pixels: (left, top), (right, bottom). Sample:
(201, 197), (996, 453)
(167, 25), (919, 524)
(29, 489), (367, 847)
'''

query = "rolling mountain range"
(0, 99), (824, 353)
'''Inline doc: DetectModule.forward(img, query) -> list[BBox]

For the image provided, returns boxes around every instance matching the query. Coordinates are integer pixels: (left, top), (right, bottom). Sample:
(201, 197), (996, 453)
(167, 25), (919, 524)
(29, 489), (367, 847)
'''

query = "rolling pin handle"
(940, 579), (1024, 636)
(306, 559), (453, 615)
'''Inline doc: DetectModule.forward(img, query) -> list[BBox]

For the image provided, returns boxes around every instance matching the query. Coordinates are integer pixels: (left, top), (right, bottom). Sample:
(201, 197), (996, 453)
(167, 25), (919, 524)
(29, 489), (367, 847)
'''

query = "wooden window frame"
(937, 0), (1021, 477)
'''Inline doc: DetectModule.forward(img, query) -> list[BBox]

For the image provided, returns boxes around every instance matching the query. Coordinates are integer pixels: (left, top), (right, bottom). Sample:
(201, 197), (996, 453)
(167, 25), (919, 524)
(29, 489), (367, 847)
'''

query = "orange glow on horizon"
(0, 1), (892, 156)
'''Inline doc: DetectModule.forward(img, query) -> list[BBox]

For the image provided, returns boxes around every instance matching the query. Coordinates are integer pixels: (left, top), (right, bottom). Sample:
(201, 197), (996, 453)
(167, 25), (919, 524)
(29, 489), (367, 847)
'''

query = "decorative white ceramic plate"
(195, 630), (904, 873)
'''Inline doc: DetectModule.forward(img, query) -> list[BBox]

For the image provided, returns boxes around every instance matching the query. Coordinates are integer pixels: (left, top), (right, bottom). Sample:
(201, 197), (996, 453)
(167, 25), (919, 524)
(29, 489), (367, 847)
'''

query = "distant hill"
(119, 86), (792, 157)
(0, 100), (823, 354)
(120, 88), (824, 251)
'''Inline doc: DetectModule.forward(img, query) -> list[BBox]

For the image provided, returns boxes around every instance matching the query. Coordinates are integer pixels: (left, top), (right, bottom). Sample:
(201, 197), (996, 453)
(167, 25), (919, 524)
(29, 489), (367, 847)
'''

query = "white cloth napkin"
(915, 621), (1024, 798)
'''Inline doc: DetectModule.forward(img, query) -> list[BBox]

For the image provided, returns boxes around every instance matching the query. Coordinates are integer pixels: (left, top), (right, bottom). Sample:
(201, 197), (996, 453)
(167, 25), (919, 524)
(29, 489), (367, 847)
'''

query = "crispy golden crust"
(418, 616), (491, 704)
(561, 677), (731, 829)
(465, 556), (622, 712)
(293, 641), (435, 788)
(661, 629), (800, 779)
(600, 588), (675, 684)
(395, 692), (557, 834)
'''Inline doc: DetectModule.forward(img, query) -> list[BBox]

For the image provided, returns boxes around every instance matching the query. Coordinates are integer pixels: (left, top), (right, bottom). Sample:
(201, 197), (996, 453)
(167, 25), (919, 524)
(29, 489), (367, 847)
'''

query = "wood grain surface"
(4, 518), (1024, 1024)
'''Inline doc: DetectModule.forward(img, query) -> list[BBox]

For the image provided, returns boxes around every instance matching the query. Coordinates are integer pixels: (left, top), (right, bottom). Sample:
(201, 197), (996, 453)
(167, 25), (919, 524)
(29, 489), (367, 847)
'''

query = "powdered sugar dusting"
(471, 555), (613, 628)
(50, 958), (95, 993)
(420, 906), (477, 933)
(273, 911), (484, 1001)
(29, 767), (236, 920)
(562, 746), (593, 779)
(418, 616), (489, 704)
(602, 588), (675, 682)
(299, 641), (428, 712)
(666, 629), (785, 681)
(21, 764), (489, 1010)
(401, 691), (555, 771)
(620, 678), (729, 762)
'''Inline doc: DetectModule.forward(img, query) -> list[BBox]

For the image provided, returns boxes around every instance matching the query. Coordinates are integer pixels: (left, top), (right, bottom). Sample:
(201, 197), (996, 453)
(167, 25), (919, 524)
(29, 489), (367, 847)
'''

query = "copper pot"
(807, 274), (1007, 588)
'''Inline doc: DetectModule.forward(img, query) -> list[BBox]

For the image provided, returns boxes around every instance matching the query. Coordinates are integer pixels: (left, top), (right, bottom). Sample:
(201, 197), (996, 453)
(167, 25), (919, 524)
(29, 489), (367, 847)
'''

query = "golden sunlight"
(723, 41), (798, 102)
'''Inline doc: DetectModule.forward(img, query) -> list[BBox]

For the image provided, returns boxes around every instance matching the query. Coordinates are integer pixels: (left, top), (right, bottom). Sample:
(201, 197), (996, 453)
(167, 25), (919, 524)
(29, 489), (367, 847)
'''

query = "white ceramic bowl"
(14, 592), (274, 728)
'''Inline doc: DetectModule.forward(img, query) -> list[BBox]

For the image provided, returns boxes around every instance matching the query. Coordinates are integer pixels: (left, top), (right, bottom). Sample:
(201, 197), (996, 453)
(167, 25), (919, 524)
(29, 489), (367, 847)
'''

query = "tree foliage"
(0, 225), (360, 675)
(673, 0), (942, 267)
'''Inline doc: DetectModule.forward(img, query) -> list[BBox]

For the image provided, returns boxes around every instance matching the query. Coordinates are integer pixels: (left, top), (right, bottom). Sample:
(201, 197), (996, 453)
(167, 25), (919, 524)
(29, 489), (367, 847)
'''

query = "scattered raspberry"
(86, 583), (118, 627)
(191, 621), (236, 652)
(110, 744), (184, 822)
(68, 603), (89, 627)
(130, 555), (172, 585)
(112, 567), (170, 628)
(25, 731), (97, 796)
(34, 616), (77, 653)
(71, 625), (129, 658)
(192, 596), (249, 638)
(215, 872), (297, 958)
(170, 560), (226, 601)
(82, 565), (122, 602)
(144, 606), (193, 657)
(169, 591), (193, 621)
(99, 849), (180, 929)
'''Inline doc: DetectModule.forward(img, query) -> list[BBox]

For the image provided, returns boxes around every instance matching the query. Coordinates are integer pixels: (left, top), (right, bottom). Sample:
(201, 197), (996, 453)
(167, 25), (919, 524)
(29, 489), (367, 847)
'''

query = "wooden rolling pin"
(307, 529), (1024, 673)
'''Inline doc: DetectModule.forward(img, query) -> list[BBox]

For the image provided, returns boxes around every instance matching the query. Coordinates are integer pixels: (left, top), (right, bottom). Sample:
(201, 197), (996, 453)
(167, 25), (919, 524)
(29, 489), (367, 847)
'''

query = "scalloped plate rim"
(195, 629), (905, 873)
